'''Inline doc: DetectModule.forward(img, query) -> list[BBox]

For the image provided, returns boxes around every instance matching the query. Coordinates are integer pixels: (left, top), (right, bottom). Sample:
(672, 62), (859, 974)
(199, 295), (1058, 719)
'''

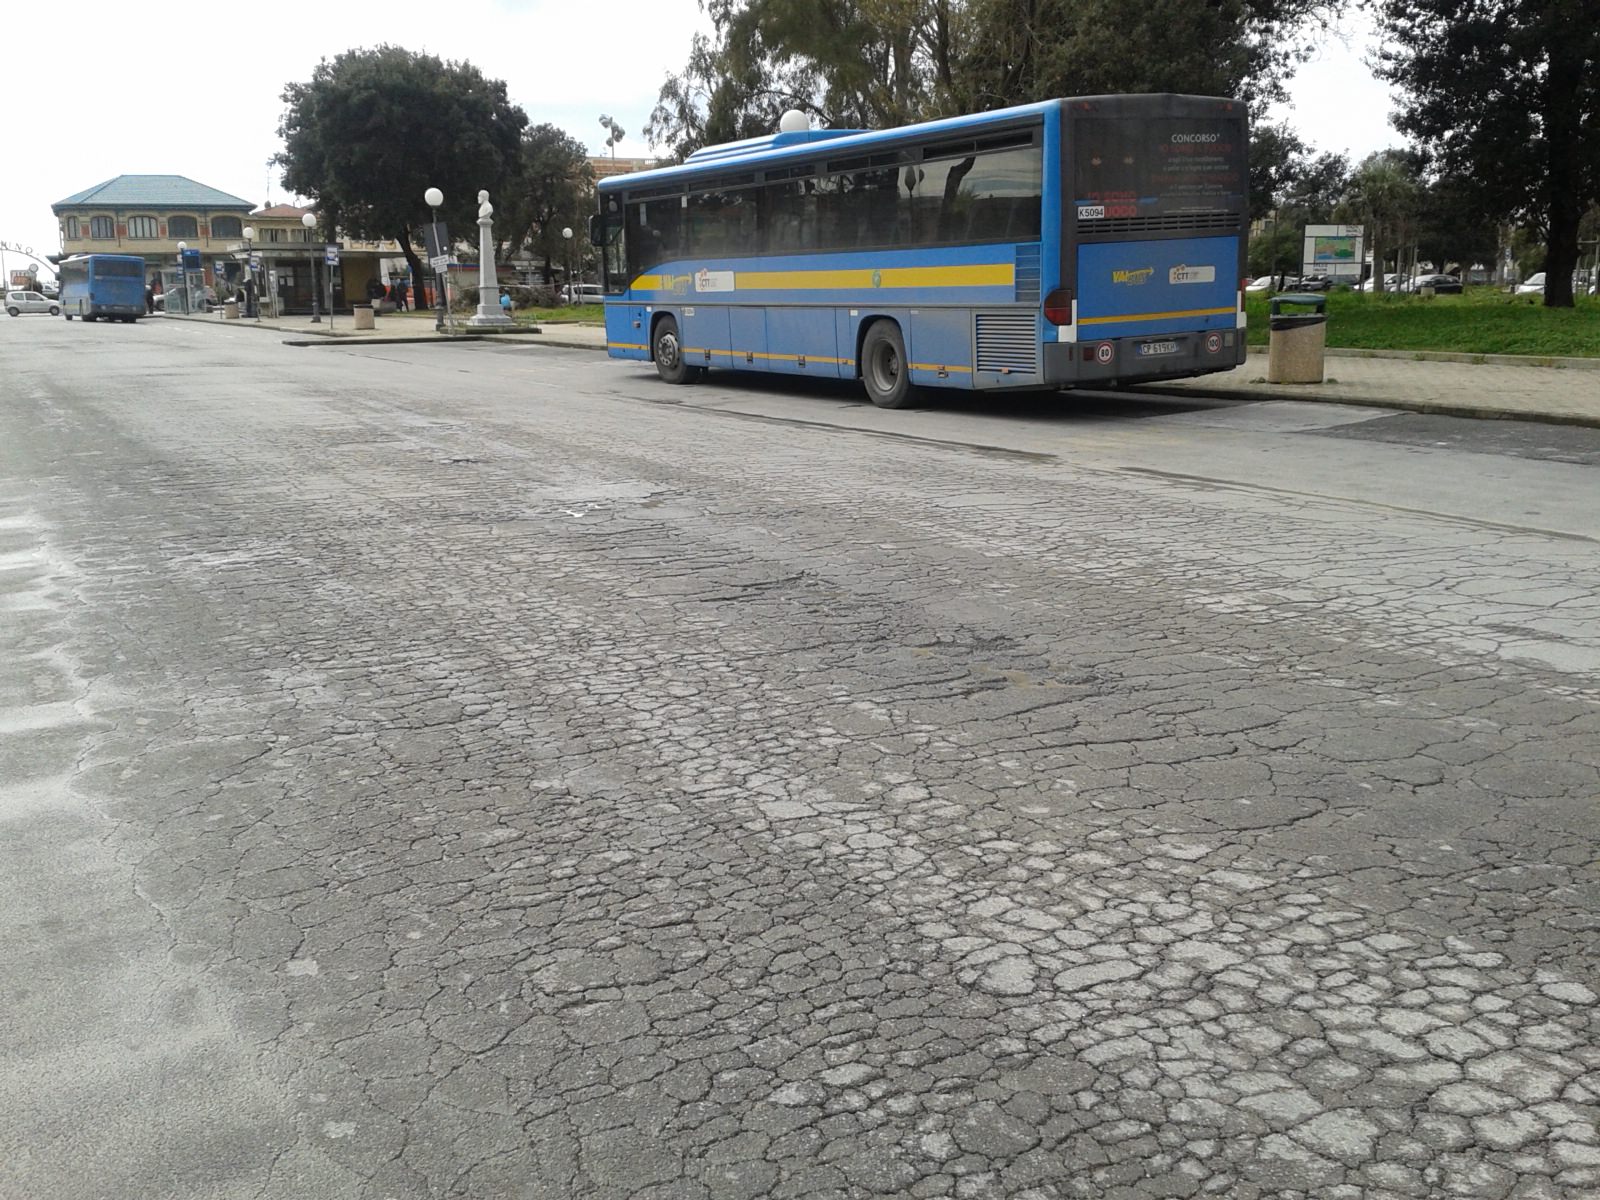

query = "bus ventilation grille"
(1080, 210), (1240, 237)
(975, 312), (1039, 375)
(1014, 244), (1041, 304)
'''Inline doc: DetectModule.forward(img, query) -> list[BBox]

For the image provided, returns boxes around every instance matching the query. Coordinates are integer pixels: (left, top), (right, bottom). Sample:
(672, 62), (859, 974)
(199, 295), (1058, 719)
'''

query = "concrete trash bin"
(222, 300), (240, 320)
(1266, 293), (1327, 383)
(352, 304), (376, 331)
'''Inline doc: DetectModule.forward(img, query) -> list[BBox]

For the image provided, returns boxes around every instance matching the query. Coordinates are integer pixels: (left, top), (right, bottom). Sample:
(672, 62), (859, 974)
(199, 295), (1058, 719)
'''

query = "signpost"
(325, 245), (339, 331)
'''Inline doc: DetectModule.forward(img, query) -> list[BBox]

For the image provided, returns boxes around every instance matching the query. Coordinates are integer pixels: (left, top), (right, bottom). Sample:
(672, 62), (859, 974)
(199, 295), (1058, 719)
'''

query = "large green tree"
(1375, 0), (1599, 307)
(648, 0), (1339, 159)
(275, 45), (528, 308)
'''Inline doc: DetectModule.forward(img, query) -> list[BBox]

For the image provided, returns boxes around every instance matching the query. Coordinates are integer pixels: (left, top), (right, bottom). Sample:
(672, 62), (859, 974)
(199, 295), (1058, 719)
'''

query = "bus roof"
(598, 94), (1242, 193)
(58, 253), (147, 264)
(600, 99), (1060, 192)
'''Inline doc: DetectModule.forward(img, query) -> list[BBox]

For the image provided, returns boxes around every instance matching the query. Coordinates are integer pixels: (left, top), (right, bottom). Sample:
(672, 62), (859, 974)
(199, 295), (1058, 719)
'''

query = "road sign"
(422, 221), (450, 261)
(325, 245), (340, 265)
(429, 254), (451, 270)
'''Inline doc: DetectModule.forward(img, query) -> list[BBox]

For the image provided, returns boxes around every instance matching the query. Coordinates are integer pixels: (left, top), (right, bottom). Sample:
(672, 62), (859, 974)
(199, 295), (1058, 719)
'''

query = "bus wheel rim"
(873, 343), (898, 391)
(657, 331), (680, 369)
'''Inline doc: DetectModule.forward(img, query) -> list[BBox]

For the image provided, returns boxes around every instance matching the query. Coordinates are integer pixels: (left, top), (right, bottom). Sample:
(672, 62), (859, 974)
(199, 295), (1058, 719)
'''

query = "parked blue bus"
(594, 94), (1248, 407)
(58, 254), (146, 322)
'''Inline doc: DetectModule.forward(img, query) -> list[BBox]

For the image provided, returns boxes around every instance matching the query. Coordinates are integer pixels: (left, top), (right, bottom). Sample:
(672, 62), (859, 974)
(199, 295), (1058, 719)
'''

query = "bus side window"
(629, 197), (683, 275)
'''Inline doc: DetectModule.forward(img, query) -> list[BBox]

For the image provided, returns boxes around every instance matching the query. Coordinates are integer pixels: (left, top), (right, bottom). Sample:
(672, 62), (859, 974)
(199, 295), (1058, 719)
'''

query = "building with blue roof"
(51, 175), (256, 286)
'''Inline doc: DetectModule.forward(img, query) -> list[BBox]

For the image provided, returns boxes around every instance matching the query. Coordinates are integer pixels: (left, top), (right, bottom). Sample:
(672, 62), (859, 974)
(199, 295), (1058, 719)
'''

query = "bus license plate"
(1138, 340), (1180, 357)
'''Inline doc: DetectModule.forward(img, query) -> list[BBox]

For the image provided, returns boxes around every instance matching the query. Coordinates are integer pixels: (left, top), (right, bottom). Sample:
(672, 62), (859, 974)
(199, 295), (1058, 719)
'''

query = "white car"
(561, 284), (605, 303)
(1358, 274), (1402, 293)
(1244, 276), (1274, 293)
(6, 289), (61, 316)
(1514, 272), (1545, 295)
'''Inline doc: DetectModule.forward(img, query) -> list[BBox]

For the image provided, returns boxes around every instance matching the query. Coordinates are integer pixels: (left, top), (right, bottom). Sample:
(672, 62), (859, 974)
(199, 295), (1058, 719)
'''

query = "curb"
(1245, 344), (1600, 371)
(1137, 382), (1600, 430)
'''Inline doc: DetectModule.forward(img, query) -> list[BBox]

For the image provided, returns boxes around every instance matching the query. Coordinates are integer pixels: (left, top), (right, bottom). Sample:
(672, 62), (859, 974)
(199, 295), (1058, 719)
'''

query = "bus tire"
(652, 315), (700, 384)
(63, 313), (72, 320)
(861, 320), (916, 409)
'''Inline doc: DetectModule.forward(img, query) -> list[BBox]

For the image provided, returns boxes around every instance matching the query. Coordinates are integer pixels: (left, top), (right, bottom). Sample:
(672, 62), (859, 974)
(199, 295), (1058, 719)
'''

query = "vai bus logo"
(1111, 267), (1154, 285)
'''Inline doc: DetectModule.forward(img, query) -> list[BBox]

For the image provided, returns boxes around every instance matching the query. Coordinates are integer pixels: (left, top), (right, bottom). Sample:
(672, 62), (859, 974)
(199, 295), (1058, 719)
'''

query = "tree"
(649, 0), (1342, 159)
(275, 45), (528, 310)
(1375, 0), (1599, 307)
(1337, 151), (1422, 292)
(492, 125), (595, 284)
(1248, 136), (1349, 285)
(1249, 121), (1308, 223)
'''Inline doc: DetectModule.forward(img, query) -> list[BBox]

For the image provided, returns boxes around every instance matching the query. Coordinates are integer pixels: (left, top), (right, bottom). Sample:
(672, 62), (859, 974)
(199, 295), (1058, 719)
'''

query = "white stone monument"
(468, 189), (513, 328)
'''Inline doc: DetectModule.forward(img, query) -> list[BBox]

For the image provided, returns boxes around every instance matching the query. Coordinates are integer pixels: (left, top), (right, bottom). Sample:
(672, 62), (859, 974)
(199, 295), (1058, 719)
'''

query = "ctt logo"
(1111, 268), (1154, 286)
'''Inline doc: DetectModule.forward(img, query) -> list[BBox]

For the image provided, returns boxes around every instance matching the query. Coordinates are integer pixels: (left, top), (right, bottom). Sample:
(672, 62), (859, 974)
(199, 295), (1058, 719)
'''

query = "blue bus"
(58, 254), (146, 322)
(594, 94), (1248, 408)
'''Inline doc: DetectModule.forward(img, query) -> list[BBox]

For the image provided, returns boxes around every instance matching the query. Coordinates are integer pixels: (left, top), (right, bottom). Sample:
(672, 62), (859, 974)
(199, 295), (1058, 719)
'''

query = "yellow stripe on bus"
(1078, 306), (1237, 325)
(631, 264), (1013, 293)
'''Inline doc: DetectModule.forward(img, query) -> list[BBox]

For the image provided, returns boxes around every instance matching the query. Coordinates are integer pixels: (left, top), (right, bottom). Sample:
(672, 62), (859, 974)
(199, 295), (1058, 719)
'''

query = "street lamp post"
(562, 227), (573, 303)
(301, 212), (320, 323)
(425, 187), (446, 333)
(242, 225), (257, 319)
(176, 241), (188, 315)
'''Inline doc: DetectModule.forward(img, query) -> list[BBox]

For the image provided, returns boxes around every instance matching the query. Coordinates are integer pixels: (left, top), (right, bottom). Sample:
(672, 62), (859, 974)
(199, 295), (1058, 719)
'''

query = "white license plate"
(1137, 340), (1180, 357)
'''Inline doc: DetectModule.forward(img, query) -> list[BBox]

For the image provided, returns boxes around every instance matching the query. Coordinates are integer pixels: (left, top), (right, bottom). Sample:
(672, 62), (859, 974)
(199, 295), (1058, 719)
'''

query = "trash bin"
(352, 304), (375, 331)
(1266, 293), (1327, 384)
(222, 300), (240, 320)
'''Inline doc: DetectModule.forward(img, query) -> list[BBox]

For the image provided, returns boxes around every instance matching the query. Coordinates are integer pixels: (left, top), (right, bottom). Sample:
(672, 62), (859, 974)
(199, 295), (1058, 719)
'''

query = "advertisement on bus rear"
(1073, 117), (1246, 220)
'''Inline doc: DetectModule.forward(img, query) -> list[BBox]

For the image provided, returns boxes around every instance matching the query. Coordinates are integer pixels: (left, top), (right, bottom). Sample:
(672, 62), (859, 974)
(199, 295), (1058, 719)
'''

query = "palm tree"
(1339, 152), (1422, 293)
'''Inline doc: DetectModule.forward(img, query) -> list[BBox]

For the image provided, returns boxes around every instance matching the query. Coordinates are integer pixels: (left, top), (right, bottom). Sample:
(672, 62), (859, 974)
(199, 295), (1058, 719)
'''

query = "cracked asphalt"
(2, 317), (1598, 1200)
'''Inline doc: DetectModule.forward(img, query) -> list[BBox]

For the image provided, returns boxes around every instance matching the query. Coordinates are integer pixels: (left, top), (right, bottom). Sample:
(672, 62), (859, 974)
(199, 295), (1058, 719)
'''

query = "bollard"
(222, 300), (240, 320)
(352, 304), (375, 331)
(1266, 293), (1327, 384)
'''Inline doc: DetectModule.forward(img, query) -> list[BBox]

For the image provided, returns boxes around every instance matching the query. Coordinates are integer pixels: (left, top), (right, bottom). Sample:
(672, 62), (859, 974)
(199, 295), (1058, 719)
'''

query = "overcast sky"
(2, 2), (1401, 280)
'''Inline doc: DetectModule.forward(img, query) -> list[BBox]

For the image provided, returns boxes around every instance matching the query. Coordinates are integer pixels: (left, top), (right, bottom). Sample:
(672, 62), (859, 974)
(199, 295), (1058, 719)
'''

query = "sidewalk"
(165, 311), (1600, 429)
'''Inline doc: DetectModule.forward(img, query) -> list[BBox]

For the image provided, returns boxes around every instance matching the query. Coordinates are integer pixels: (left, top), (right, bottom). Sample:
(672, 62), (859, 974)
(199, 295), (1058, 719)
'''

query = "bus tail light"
(1043, 288), (1073, 326)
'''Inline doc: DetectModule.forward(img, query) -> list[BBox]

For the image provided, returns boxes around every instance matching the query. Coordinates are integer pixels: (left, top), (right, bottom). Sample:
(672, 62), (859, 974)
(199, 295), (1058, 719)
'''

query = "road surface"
(3, 317), (1598, 1199)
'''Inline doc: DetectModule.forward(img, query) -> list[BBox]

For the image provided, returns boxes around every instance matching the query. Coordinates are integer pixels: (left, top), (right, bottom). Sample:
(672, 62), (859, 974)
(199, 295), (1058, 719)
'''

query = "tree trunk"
(397, 229), (427, 312)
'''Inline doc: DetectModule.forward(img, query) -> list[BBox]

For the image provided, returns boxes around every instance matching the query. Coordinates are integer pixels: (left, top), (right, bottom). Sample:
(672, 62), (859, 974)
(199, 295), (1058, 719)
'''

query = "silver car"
(6, 290), (61, 317)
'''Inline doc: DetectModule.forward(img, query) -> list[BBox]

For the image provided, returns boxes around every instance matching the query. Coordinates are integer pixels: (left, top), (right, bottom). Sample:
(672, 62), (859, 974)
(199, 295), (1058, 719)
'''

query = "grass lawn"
(1245, 288), (1600, 358)
(514, 304), (603, 324)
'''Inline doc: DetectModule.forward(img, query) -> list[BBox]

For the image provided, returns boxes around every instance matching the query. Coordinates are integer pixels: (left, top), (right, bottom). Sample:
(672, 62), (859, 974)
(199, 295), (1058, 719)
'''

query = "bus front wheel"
(862, 321), (916, 409)
(653, 316), (702, 385)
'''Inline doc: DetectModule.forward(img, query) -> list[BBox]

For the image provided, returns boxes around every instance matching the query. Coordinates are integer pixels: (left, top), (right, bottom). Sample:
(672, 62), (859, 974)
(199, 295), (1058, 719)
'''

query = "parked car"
(1413, 273), (1463, 294)
(1358, 273), (1401, 293)
(1514, 272), (1546, 295)
(5, 290), (61, 316)
(152, 286), (218, 312)
(1245, 276), (1274, 293)
(560, 283), (605, 304)
(1295, 273), (1358, 291)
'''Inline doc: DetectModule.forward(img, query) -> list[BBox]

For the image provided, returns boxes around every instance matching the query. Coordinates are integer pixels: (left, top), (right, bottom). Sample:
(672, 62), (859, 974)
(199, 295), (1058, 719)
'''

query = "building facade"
(51, 175), (256, 286)
(51, 179), (407, 313)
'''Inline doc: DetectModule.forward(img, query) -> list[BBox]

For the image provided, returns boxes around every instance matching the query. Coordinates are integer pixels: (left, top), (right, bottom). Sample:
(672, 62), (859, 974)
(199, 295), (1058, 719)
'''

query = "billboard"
(1303, 224), (1364, 279)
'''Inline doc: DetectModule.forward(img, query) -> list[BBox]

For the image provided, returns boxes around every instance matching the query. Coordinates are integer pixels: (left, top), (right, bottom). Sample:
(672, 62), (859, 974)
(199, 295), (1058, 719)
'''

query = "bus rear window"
(1074, 117), (1244, 219)
(93, 259), (143, 277)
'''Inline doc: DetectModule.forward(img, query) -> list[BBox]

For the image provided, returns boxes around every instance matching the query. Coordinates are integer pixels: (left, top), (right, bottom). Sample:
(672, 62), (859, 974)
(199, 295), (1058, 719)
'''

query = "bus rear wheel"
(862, 320), (916, 409)
(652, 316), (702, 384)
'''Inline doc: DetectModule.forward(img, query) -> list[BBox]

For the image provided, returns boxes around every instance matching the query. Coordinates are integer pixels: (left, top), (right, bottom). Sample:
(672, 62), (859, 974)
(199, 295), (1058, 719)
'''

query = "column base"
(467, 310), (515, 328)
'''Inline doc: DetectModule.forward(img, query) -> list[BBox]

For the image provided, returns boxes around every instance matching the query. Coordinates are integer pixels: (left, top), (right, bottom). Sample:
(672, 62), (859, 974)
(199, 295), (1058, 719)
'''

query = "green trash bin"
(1267, 293), (1327, 383)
